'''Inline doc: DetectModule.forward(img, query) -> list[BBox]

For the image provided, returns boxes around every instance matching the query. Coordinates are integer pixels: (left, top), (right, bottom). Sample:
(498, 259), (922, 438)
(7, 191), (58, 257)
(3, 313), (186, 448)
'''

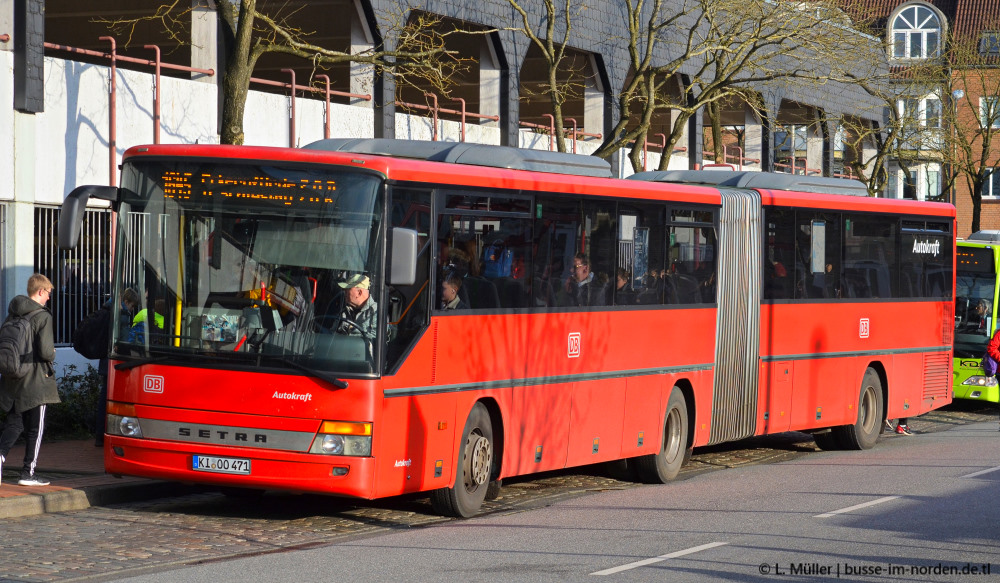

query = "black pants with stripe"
(0, 404), (47, 478)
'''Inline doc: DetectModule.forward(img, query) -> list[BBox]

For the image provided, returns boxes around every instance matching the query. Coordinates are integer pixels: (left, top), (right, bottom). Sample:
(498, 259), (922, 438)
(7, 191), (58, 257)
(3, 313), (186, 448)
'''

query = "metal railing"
(34, 207), (114, 345)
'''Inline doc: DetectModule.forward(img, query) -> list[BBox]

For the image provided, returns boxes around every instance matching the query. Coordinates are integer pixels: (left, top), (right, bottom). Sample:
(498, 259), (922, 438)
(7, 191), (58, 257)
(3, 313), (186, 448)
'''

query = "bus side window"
(764, 208), (795, 300)
(616, 203), (665, 306)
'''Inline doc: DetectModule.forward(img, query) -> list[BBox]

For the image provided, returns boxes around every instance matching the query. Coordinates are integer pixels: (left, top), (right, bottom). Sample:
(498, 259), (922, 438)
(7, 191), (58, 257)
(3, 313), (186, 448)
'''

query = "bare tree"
(505, 0), (593, 153)
(838, 16), (1000, 214)
(100, 0), (465, 145)
(943, 33), (1000, 233)
(592, 0), (880, 172)
(837, 59), (949, 197)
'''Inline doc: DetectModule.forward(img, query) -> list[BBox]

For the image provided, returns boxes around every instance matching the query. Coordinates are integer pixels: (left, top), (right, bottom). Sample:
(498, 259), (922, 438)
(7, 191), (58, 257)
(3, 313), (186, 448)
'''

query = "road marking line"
(814, 495), (900, 518)
(590, 541), (729, 576)
(960, 465), (1000, 478)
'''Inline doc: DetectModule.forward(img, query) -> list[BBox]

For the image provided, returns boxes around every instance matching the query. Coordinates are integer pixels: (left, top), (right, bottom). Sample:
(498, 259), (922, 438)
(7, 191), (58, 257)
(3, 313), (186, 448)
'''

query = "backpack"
(72, 305), (111, 360)
(983, 348), (999, 377)
(0, 308), (43, 379)
(483, 240), (513, 278)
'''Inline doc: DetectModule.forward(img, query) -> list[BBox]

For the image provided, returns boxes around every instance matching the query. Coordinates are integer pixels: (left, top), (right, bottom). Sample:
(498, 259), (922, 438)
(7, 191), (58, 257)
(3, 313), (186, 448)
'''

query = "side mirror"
(58, 186), (119, 249)
(389, 227), (418, 286)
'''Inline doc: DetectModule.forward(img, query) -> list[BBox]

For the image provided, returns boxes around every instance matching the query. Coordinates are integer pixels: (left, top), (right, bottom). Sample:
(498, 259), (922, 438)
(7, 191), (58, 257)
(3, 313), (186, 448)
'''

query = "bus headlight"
(961, 375), (998, 387)
(107, 414), (143, 438)
(309, 421), (372, 457)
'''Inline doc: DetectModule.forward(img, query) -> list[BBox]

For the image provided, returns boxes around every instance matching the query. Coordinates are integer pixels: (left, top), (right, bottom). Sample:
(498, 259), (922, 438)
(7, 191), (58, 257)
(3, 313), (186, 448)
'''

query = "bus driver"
(336, 274), (378, 344)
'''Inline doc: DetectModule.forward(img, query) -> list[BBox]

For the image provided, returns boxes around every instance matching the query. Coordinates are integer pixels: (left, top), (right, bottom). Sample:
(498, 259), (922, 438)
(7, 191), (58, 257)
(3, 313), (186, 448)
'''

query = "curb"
(0, 480), (197, 519)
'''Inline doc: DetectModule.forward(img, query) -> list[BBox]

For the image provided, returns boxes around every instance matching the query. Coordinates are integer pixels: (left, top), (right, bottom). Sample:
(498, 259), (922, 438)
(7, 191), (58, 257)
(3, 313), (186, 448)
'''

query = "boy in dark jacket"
(0, 274), (60, 486)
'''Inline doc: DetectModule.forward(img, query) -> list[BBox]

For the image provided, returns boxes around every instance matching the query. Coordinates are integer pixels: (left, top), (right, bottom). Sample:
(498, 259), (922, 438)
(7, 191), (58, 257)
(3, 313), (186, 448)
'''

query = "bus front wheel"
(633, 387), (689, 484)
(431, 402), (494, 517)
(833, 367), (883, 450)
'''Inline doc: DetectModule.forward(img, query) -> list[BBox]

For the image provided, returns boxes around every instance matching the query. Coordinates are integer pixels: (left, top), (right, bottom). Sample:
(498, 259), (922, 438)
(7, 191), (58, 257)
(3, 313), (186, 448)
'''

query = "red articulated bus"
(59, 140), (954, 517)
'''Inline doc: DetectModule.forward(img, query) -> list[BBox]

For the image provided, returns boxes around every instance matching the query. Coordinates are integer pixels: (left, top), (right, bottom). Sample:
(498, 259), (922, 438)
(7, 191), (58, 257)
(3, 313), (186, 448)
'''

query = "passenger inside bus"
(614, 268), (635, 305)
(560, 253), (608, 307)
(440, 275), (469, 310)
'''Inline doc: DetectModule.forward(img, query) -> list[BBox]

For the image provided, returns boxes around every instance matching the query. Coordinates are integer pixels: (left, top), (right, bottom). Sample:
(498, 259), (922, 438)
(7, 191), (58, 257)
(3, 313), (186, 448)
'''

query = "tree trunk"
(219, 0), (257, 146)
(971, 182), (984, 234)
(707, 101), (723, 162)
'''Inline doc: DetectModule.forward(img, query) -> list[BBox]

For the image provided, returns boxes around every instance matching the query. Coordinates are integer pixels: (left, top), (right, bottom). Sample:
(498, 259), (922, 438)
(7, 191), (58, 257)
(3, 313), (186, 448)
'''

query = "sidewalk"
(0, 439), (180, 519)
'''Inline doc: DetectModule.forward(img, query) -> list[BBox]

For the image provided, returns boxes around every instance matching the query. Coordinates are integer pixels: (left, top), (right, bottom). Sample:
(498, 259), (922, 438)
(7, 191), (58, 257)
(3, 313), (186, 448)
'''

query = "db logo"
(859, 318), (870, 339)
(567, 332), (581, 358)
(143, 375), (165, 393)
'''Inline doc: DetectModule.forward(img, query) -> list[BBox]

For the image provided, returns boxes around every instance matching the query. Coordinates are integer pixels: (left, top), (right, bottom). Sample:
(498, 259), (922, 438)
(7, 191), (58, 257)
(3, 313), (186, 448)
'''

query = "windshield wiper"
(246, 352), (349, 390)
(113, 354), (170, 370)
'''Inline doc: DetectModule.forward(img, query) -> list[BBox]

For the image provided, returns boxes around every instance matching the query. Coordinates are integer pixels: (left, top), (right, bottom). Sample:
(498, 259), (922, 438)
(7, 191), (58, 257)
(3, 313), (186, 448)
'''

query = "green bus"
(954, 233), (1000, 402)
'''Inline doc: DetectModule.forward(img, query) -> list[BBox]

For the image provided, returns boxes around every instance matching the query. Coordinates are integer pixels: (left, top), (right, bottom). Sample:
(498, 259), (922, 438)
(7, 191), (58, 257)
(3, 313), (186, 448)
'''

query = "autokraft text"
(273, 391), (313, 402)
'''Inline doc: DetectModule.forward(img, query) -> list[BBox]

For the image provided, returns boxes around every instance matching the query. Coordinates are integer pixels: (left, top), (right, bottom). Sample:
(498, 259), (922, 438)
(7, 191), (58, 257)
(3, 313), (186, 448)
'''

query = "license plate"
(192, 455), (251, 475)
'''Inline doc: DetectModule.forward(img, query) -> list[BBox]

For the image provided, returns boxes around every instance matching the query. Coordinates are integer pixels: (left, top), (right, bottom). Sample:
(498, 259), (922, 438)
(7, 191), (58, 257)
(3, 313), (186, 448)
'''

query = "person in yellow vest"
(126, 299), (166, 344)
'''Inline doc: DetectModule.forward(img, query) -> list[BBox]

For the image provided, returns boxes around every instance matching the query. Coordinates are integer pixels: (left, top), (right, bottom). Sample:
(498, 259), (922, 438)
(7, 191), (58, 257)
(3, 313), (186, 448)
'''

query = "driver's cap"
(339, 274), (370, 289)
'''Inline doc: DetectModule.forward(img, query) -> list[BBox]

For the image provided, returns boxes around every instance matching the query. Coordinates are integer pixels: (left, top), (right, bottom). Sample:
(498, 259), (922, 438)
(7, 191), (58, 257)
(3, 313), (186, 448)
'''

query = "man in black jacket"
(0, 273), (60, 486)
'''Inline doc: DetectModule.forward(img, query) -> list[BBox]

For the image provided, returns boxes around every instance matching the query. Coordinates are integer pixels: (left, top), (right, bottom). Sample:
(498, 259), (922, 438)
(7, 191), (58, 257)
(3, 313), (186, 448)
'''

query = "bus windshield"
(955, 269), (996, 358)
(112, 159), (385, 375)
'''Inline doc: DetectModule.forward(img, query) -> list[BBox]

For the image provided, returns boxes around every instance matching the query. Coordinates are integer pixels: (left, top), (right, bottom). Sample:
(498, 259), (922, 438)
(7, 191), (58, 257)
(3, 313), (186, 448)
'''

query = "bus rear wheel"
(431, 402), (494, 517)
(833, 367), (883, 450)
(812, 430), (841, 451)
(633, 387), (689, 484)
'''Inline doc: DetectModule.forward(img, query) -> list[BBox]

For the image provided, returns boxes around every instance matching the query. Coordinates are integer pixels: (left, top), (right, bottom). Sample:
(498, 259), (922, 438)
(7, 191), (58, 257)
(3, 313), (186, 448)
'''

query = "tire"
(431, 402), (494, 517)
(485, 479), (502, 501)
(633, 387), (690, 484)
(813, 430), (842, 451)
(833, 367), (884, 450)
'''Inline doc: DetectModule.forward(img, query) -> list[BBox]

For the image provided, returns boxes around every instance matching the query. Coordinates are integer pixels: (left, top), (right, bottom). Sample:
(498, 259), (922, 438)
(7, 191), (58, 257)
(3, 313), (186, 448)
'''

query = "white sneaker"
(17, 476), (50, 487)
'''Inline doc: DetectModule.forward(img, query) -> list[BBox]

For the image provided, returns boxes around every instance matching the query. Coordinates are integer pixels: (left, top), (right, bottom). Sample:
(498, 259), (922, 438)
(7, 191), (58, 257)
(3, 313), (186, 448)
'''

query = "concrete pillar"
(190, 0), (216, 83)
(687, 107), (703, 170)
(479, 37), (500, 128)
(500, 32), (525, 148)
(744, 106), (763, 171)
(805, 111), (823, 176)
(6, 111), (37, 305)
(750, 92), (781, 173)
(583, 54), (604, 144)
(677, 75), (703, 170)
(350, 2), (374, 109)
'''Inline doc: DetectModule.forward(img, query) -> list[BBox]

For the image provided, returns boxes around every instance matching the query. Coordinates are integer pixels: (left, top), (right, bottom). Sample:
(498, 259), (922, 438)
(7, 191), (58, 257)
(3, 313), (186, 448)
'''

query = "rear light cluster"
(309, 421), (372, 457)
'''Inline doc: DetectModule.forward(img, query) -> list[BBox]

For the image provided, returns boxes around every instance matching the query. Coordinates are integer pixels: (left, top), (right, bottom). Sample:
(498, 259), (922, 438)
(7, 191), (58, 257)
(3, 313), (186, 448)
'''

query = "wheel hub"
(468, 435), (492, 486)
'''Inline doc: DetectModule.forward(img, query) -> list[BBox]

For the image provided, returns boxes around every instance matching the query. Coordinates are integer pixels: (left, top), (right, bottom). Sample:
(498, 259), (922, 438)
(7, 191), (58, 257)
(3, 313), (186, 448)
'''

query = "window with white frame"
(984, 168), (1000, 198)
(924, 97), (941, 128)
(891, 5), (942, 59)
(981, 97), (1000, 129)
(898, 96), (941, 127)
